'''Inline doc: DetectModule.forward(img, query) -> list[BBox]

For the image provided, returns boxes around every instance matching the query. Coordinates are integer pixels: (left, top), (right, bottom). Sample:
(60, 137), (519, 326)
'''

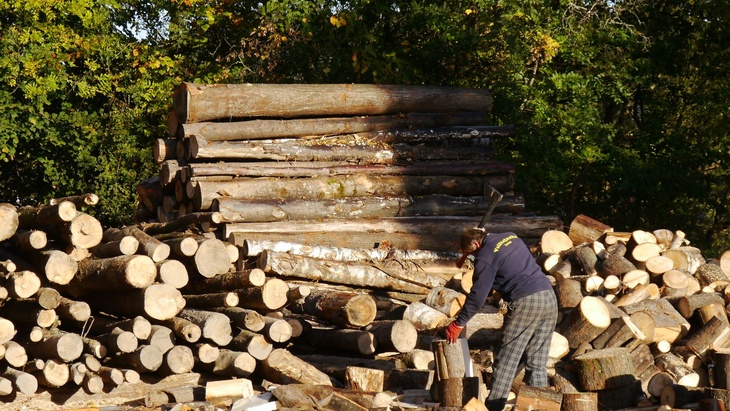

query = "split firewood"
(695, 262), (729, 287)
(559, 392), (597, 411)
(514, 384), (562, 411)
(561, 296), (611, 348)
(621, 298), (690, 343)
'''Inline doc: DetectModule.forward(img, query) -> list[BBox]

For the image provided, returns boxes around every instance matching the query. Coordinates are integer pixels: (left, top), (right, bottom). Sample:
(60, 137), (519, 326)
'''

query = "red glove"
(445, 321), (464, 343)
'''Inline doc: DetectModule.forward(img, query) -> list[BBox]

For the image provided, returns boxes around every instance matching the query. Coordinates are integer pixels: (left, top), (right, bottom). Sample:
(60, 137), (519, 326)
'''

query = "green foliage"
(1, 0), (729, 255)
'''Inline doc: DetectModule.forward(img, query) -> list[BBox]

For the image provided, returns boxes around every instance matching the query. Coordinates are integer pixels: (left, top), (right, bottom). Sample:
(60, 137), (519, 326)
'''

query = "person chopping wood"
(444, 227), (558, 411)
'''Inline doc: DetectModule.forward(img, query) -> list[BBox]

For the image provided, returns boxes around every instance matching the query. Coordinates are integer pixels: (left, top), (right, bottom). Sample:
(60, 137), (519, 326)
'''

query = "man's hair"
(461, 227), (487, 254)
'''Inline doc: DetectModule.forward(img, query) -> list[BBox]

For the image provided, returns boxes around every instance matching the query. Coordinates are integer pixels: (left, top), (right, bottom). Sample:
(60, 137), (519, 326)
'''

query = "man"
(444, 227), (558, 411)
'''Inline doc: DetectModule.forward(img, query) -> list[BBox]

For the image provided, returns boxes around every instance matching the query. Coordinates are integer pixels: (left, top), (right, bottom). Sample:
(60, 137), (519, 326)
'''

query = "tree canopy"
(0, 0), (728, 254)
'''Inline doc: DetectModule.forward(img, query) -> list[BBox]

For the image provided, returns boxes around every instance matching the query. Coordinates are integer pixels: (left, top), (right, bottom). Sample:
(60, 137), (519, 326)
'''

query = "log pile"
(139, 82), (566, 252)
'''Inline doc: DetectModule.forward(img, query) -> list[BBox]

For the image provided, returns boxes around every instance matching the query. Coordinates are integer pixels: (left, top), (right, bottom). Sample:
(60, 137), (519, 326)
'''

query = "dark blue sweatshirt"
(455, 232), (552, 326)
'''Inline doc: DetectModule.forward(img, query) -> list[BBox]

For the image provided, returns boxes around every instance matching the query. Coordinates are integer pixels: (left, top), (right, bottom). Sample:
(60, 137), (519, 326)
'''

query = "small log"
(573, 347), (636, 390)
(97, 365), (125, 387)
(236, 278), (290, 312)
(561, 296), (611, 348)
(193, 342), (220, 364)
(621, 298), (690, 343)
(403, 301), (449, 331)
(261, 348), (333, 386)
(1, 270), (41, 299)
(261, 317), (292, 343)
(425, 286), (466, 317)
(568, 214), (613, 246)
(655, 352), (700, 387)
(69, 254), (157, 294)
(0, 300), (54, 328)
(182, 268), (266, 294)
(515, 384), (562, 411)
(29, 359), (69, 388)
(155, 259), (189, 289)
(207, 306), (266, 332)
(106, 345), (164, 373)
(597, 253), (637, 278)
(104, 226), (170, 262)
(141, 212), (223, 236)
(623, 269), (650, 289)
(55, 211), (103, 249)
(554, 279), (583, 310)
(720, 250), (730, 277)
(613, 283), (660, 308)
(156, 316), (202, 344)
(291, 289), (377, 328)
(402, 349), (436, 370)
(662, 269), (690, 299)
(157, 345), (195, 375)
(227, 329), (273, 361)
(82, 283), (186, 321)
(305, 327), (377, 355)
(2, 366), (38, 395)
(177, 308), (233, 347)
(542, 230), (575, 254)
(199, 349), (256, 378)
(681, 315), (730, 363)
(96, 327), (138, 354)
(144, 324), (175, 354)
(367, 320), (418, 353)
(17, 201), (77, 228)
(630, 343), (655, 376)
(677, 292), (726, 318)
(181, 238), (231, 278)
(10, 228), (48, 251)
(183, 291), (239, 309)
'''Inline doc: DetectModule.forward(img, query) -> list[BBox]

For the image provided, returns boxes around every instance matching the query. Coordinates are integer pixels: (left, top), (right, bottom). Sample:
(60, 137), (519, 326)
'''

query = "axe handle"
(477, 186), (504, 229)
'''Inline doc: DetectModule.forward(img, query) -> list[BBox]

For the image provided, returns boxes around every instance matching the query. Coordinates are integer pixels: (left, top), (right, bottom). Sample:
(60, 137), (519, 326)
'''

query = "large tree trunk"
(259, 250), (429, 294)
(214, 194), (524, 223)
(290, 289), (377, 328)
(173, 83), (491, 123)
(67, 255), (157, 295)
(183, 159), (514, 179)
(227, 215), (564, 253)
(82, 283), (185, 321)
(193, 174), (514, 210)
(178, 113), (496, 140)
(572, 347), (636, 391)
(187, 135), (495, 162)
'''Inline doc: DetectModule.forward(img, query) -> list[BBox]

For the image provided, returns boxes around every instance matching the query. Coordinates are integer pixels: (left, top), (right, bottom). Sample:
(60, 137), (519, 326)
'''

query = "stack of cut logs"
(143, 82), (565, 251)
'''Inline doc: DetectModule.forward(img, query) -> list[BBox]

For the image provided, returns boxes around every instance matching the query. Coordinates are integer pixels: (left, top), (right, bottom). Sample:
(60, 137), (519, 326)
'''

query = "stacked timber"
(140, 82), (566, 252)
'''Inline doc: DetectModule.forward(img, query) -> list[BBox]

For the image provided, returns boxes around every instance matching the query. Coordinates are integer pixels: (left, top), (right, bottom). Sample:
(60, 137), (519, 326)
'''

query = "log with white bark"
(403, 301), (449, 332)
(431, 339), (468, 380)
(260, 250), (429, 294)
(187, 134), (496, 163)
(96, 327), (138, 354)
(662, 246), (704, 275)
(178, 112), (496, 141)
(290, 289), (377, 329)
(227, 215), (563, 253)
(193, 174), (513, 211)
(17, 201), (77, 228)
(261, 348), (333, 386)
(82, 283), (185, 321)
(173, 83), (491, 123)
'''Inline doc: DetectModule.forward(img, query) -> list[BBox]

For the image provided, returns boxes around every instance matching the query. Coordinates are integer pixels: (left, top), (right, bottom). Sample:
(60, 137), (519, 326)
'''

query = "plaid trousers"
(486, 289), (558, 411)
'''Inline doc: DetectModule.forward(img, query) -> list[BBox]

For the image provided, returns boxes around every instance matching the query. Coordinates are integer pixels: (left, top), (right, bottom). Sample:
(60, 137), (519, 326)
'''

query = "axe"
(455, 184), (503, 267)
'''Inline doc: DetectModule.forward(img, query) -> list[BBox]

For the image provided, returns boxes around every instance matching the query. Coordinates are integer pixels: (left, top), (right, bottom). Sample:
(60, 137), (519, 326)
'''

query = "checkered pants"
(486, 289), (558, 411)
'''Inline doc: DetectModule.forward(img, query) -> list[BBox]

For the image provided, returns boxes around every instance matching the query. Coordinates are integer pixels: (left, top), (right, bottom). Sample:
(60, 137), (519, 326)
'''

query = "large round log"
(0, 203), (19, 242)
(106, 345), (164, 373)
(182, 238), (230, 278)
(17, 201), (77, 228)
(573, 347), (636, 391)
(304, 328), (377, 355)
(662, 246), (704, 275)
(83, 283), (186, 321)
(194, 174), (513, 211)
(367, 320), (418, 353)
(174, 83), (491, 123)
(70, 254), (157, 293)
(56, 212), (103, 249)
(235, 278), (289, 312)
(207, 307), (266, 332)
(291, 289), (377, 328)
(561, 296), (611, 348)
(176, 308), (233, 347)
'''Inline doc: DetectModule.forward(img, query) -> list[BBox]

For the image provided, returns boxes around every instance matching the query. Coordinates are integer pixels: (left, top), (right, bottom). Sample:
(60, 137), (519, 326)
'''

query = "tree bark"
(17, 201), (77, 228)
(227, 329), (273, 361)
(655, 352), (700, 386)
(178, 112), (495, 140)
(662, 246), (704, 275)
(193, 174), (513, 211)
(515, 384), (563, 411)
(155, 316), (202, 344)
(106, 345), (163, 373)
(140, 212), (223, 236)
(573, 347), (636, 390)
(561, 296), (611, 348)
(182, 269), (266, 294)
(198, 349), (256, 378)
(260, 250), (429, 294)
(290, 289), (377, 328)
(620, 298), (690, 343)
(173, 82), (491, 123)
(104, 226), (170, 262)
(403, 301), (449, 331)
(304, 328), (377, 355)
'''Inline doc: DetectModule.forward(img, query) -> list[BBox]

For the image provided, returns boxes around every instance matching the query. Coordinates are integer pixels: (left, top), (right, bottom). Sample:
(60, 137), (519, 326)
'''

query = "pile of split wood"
(141, 82), (564, 251)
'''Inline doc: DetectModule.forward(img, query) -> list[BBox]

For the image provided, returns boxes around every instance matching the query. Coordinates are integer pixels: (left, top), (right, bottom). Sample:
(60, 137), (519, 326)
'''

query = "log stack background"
(0, 83), (728, 411)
